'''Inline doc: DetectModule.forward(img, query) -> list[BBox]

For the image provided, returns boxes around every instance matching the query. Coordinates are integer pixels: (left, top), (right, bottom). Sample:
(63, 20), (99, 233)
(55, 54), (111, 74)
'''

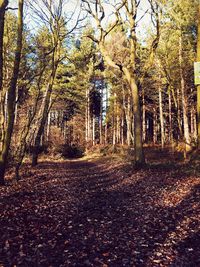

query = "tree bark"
(142, 88), (146, 142)
(92, 114), (95, 146)
(0, 0), (24, 185)
(123, 68), (144, 165)
(153, 108), (157, 144)
(197, 3), (200, 149)
(0, 0), (8, 91)
(168, 89), (173, 144)
(32, 67), (56, 166)
(179, 34), (191, 152)
(159, 81), (165, 149)
(0, 0), (8, 159)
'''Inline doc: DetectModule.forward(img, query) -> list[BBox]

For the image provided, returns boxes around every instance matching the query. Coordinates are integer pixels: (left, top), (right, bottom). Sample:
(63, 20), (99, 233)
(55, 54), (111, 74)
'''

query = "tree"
(82, 0), (146, 165)
(0, 0), (8, 92)
(0, 0), (24, 185)
(197, 2), (200, 149)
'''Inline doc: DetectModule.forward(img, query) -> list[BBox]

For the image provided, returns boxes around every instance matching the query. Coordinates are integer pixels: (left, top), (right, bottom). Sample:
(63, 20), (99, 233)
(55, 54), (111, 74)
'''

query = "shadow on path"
(0, 159), (199, 266)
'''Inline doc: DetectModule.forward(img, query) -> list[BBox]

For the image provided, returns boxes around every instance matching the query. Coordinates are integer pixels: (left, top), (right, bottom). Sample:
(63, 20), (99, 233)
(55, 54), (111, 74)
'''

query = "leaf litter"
(0, 159), (199, 266)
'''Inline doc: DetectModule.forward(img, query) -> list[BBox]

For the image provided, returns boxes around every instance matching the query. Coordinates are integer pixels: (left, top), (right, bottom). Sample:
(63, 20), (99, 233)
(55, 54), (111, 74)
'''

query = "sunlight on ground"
(158, 178), (200, 208)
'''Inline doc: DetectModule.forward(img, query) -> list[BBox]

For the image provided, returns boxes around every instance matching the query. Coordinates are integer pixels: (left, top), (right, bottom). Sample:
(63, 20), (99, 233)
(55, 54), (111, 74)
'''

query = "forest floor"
(0, 148), (200, 267)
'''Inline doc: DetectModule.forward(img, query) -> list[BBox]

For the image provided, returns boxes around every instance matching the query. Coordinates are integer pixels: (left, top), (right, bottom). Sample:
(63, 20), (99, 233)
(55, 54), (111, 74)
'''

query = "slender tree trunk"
(122, 86), (131, 146)
(92, 114), (95, 146)
(153, 108), (157, 144)
(85, 87), (89, 143)
(46, 112), (51, 142)
(116, 106), (120, 144)
(112, 94), (116, 146)
(0, 0), (8, 161)
(158, 79), (165, 149)
(190, 107), (197, 141)
(197, 3), (200, 149)
(0, 0), (24, 185)
(121, 114), (124, 145)
(194, 108), (197, 141)
(0, 0), (8, 92)
(168, 89), (173, 144)
(99, 86), (103, 144)
(179, 34), (191, 152)
(126, 95), (131, 146)
(104, 84), (108, 144)
(142, 88), (146, 143)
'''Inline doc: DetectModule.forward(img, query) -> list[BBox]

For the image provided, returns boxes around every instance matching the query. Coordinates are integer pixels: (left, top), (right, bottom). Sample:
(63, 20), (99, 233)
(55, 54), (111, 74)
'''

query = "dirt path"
(0, 159), (200, 267)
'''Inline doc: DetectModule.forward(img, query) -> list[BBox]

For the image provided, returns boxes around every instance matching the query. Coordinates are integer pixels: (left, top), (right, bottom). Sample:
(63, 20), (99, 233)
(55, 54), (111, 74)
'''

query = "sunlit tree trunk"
(0, 0), (24, 185)
(168, 89), (173, 144)
(179, 34), (191, 152)
(104, 84), (108, 145)
(46, 112), (51, 142)
(124, 10), (144, 165)
(98, 18), (145, 165)
(92, 114), (95, 146)
(116, 104), (120, 144)
(121, 114), (124, 145)
(0, 0), (8, 157)
(142, 88), (146, 142)
(112, 93), (116, 146)
(32, 64), (57, 166)
(0, 0), (8, 92)
(85, 87), (89, 143)
(99, 86), (103, 144)
(159, 82), (165, 148)
(126, 70), (143, 164)
(126, 95), (131, 146)
(197, 3), (200, 149)
(153, 108), (157, 144)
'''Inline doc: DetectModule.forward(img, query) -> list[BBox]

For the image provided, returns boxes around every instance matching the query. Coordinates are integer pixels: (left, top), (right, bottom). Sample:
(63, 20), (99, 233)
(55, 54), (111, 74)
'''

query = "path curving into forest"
(0, 159), (200, 266)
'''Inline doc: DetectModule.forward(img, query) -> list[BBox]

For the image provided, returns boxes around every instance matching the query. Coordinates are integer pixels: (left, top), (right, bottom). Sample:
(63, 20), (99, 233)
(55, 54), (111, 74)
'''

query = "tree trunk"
(0, 0), (24, 185)
(159, 82), (165, 148)
(124, 68), (144, 165)
(85, 87), (89, 143)
(32, 67), (56, 166)
(92, 114), (95, 146)
(176, 87), (182, 140)
(179, 34), (191, 152)
(142, 88), (146, 142)
(121, 114), (124, 145)
(126, 95), (131, 146)
(46, 111), (51, 142)
(99, 24), (144, 165)
(153, 108), (157, 144)
(112, 93), (116, 146)
(0, 0), (8, 92)
(104, 84), (108, 145)
(0, 0), (8, 168)
(168, 89), (173, 144)
(197, 3), (200, 149)
(99, 86), (103, 144)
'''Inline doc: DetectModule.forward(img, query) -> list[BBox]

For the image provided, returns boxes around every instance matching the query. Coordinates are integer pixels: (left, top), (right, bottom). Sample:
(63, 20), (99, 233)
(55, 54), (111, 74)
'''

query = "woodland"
(0, 0), (200, 266)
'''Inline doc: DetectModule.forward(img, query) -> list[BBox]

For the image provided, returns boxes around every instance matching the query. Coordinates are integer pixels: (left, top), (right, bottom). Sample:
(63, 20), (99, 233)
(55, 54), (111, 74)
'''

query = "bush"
(55, 144), (85, 158)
